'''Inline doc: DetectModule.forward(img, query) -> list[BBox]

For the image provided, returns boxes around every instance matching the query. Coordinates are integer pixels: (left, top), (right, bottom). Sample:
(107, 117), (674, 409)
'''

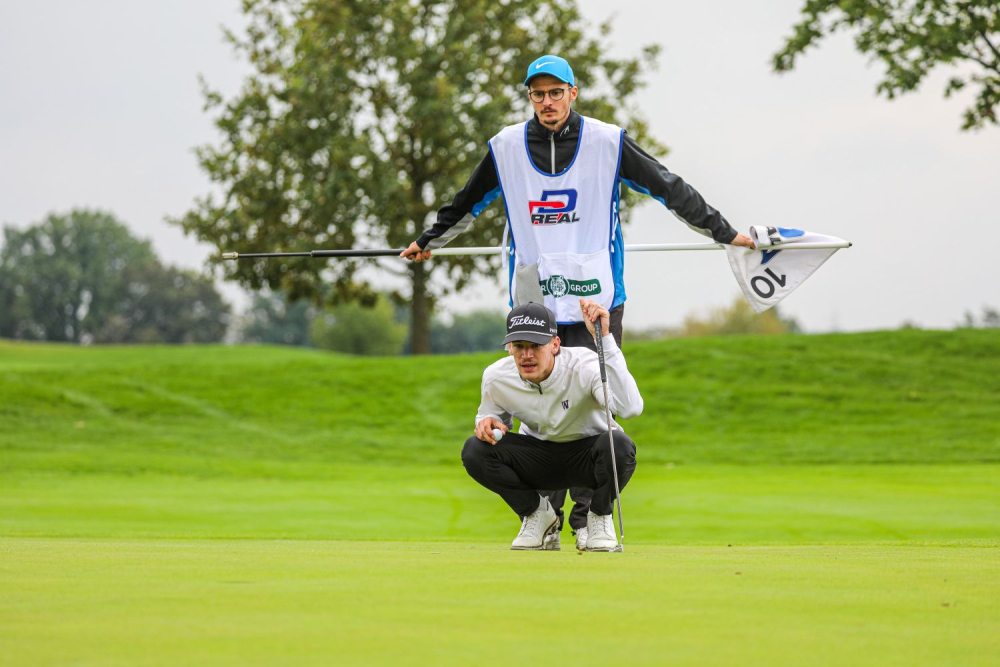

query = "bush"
(310, 295), (406, 356)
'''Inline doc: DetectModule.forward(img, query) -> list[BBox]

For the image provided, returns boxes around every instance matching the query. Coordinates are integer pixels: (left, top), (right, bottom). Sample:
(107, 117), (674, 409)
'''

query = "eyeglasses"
(527, 87), (570, 103)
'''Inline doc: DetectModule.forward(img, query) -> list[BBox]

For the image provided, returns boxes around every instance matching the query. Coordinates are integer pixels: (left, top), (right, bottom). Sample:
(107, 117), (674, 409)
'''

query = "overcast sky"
(2, 0), (997, 332)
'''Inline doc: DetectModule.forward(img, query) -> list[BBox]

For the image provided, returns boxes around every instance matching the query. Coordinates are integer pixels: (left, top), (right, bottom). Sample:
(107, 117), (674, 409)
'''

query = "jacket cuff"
(600, 332), (621, 357)
(717, 227), (738, 244)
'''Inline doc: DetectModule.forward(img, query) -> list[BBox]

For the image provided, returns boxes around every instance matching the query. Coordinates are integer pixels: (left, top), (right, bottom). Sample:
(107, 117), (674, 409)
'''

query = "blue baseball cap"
(524, 55), (575, 87)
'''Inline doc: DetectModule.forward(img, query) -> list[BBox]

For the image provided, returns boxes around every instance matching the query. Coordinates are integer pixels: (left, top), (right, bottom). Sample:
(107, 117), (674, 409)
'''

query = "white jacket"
(475, 335), (643, 442)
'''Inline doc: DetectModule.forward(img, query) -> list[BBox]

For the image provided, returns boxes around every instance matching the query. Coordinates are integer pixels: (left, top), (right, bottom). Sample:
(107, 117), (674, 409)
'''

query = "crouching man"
(462, 298), (643, 551)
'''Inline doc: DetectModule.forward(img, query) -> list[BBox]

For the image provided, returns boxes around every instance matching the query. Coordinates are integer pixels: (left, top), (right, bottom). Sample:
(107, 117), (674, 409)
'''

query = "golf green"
(2, 539), (997, 666)
(2, 465), (999, 665)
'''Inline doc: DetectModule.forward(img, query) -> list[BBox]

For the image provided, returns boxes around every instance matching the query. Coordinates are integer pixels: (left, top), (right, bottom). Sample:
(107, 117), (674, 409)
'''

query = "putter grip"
(594, 317), (607, 383)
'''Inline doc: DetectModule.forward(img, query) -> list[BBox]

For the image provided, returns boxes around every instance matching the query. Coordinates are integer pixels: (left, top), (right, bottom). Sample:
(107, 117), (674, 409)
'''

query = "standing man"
(463, 299), (642, 551)
(402, 54), (754, 548)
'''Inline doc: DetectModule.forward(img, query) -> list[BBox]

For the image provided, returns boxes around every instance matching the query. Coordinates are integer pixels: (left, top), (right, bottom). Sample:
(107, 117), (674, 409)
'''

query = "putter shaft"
(594, 317), (625, 552)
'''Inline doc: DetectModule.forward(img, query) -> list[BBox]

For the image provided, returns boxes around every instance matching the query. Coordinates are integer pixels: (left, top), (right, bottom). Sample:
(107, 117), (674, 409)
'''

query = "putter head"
(611, 544), (624, 553)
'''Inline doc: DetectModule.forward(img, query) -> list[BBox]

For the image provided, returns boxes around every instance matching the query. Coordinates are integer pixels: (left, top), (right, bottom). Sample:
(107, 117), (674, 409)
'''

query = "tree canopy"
(773, 0), (1000, 130)
(176, 0), (662, 353)
(0, 210), (229, 344)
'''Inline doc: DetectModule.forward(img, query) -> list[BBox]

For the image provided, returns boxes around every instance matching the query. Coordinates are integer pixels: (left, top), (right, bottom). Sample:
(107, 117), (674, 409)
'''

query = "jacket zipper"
(550, 134), (555, 174)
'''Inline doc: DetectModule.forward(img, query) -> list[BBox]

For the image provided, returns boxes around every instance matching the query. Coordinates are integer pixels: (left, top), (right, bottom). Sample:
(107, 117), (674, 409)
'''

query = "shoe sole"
(510, 516), (561, 551)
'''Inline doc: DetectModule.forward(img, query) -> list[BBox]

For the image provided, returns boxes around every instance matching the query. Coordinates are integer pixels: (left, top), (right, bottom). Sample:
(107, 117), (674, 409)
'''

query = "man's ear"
(551, 336), (561, 354)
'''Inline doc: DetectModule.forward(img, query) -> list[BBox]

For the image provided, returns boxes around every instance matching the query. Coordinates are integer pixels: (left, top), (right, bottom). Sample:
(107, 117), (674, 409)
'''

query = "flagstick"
(222, 241), (852, 260)
(435, 242), (853, 255)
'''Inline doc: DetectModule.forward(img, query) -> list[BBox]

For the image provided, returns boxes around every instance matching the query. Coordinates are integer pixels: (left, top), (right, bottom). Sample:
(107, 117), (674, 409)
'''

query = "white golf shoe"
(574, 526), (589, 551)
(584, 512), (617, 552)
(511, 497), (559, 551)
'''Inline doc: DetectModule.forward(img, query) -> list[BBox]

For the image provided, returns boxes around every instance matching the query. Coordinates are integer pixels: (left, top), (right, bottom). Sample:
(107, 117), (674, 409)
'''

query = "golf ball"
(492, 428), (503, 442)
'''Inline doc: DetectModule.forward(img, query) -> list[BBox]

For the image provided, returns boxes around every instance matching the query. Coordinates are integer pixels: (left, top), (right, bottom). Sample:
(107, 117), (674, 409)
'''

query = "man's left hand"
(579, 298), (610, 341)
(731, 233), (756, 249)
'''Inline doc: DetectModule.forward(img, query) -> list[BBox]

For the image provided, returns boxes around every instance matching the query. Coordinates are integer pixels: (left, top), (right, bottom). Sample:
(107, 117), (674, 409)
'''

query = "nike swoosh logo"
(535, 61), (556, 69)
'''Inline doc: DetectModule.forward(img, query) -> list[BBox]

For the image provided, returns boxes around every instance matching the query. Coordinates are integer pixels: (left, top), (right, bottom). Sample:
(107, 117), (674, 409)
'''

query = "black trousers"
(544, 304), (625, 529)
(462, 430), (636, 519)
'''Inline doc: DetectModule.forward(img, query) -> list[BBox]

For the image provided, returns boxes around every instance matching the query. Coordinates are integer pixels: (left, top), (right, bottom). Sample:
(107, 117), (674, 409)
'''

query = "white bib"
(489, 116), (624, 323)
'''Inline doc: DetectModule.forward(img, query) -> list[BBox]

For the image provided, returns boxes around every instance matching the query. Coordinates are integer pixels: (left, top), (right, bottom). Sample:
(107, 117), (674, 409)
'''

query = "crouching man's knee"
(610, 430), (637, 466)
(461, 435), (491, 478)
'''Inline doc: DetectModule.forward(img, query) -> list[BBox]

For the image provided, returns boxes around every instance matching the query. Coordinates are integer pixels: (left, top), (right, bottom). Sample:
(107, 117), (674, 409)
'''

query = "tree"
(429, 310), (507, 354)
(679, 296), (801, 337)
(175, 0), (663, 353)
(94, 263), (231, 344)
(0, 210), (156, 342)
(0, 210), (229, 344)
(773, 1), (1000, 130)
(961, 304), (1000, 328)
(310, 294), (406, 355)
(236, 290), (317, 346)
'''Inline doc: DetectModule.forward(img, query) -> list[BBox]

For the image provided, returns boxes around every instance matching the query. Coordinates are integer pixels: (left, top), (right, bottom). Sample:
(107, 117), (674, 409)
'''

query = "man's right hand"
(579, 298), (611, 341)
(475, 417), (507, 445)
(400, 241), (432, 263)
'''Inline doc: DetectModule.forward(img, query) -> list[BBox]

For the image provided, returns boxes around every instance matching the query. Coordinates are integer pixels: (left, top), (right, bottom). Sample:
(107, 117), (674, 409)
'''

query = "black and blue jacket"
(417, 110), (738, 252)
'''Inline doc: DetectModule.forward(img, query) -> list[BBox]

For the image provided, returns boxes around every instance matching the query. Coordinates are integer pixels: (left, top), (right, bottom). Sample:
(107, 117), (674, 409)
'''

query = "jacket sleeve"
(618, 133), (738, 244)
(417, 150), (503, 250)
(591, 335), (644, 419)
(475, 371), (514, 430)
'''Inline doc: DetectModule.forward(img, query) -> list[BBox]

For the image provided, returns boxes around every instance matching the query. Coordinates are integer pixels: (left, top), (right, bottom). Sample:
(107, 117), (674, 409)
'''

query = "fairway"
(2, 332), (999, 664)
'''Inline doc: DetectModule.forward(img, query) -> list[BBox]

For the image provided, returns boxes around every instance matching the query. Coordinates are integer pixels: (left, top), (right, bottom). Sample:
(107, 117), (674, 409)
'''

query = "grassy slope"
(2, 329), (999, 476)
(2, 331), (999, 665)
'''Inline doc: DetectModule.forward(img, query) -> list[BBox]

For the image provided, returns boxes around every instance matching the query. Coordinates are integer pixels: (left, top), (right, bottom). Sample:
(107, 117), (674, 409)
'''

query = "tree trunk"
(410, 261), (431, 354)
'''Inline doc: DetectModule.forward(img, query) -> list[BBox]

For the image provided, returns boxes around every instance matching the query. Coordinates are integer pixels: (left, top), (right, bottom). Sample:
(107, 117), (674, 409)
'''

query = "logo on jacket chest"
(561, 399), (570, 410)
(528, 189), (580, 225)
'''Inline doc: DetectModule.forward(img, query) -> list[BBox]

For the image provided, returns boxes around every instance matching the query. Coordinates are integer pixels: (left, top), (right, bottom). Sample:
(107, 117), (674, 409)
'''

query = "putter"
(593, 315), (625, 553)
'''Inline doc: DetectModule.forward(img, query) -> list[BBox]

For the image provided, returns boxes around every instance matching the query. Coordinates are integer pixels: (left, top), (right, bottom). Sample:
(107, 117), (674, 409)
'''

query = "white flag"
(726, 226), (848, 313)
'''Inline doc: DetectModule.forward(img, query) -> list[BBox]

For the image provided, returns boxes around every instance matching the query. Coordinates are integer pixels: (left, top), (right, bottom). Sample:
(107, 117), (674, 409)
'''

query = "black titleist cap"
(503, 302), (558, 345)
